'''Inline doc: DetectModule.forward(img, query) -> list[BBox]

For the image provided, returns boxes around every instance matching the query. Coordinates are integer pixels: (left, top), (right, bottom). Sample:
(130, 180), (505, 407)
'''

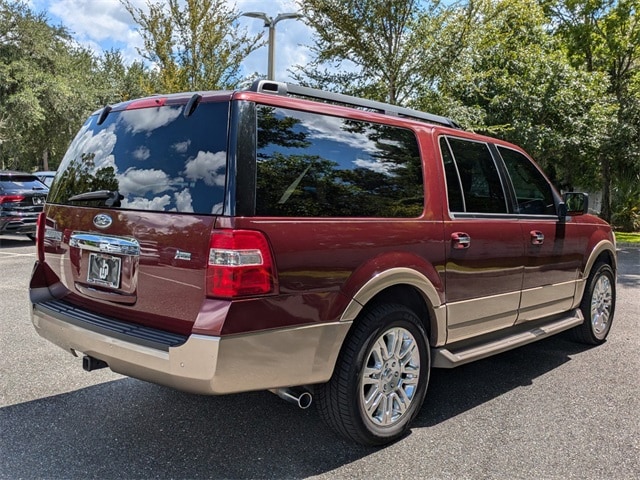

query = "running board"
(432, 309), (584, 368)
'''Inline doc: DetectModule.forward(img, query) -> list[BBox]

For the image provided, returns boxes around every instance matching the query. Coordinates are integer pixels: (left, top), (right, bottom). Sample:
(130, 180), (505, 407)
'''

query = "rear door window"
(255, 106), (424, 217)
(440, 137), (508, 214)
(48, 102), (230, 215)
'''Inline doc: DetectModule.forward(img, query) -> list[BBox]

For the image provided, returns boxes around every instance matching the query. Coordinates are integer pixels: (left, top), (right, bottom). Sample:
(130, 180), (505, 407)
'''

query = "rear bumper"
(0, 212), (38, 235)
(31, 299), (350, 395)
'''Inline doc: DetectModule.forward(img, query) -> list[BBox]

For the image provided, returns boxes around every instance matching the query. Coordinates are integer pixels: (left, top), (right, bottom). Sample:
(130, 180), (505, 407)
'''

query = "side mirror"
(561, 192), (589, 217)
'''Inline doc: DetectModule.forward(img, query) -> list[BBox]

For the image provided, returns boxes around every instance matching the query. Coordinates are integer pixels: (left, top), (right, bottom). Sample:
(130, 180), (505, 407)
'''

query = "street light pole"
(242, 12), (302, 80)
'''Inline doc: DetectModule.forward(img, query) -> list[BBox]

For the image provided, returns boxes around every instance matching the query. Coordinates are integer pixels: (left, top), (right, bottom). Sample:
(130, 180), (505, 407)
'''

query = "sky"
(27, 0), (315, 83)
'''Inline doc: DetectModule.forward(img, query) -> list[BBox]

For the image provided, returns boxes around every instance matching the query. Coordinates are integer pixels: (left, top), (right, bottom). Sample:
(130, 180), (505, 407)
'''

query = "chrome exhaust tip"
(269, 388), (313, 409)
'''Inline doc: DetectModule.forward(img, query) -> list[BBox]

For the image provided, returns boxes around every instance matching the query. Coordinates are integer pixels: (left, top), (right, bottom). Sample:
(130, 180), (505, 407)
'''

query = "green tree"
(96, 49), (152, 104)
(424, 0), (613, 190)
(0, 0), (99, 171)
(297, 0), (439, 104)
(548, 0), (640, 222)
(121, 0), (264, 92)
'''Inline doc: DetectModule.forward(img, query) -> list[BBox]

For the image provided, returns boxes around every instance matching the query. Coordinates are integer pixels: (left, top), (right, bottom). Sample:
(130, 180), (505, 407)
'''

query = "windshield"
(48, 101), (230, 215)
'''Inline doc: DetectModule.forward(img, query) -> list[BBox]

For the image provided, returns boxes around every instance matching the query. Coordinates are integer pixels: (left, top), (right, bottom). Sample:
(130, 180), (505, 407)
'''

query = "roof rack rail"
(248, 80), (461, 129)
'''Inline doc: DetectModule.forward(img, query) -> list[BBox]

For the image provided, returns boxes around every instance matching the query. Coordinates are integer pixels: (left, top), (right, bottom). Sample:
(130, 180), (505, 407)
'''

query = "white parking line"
(0, 251), (36, 257)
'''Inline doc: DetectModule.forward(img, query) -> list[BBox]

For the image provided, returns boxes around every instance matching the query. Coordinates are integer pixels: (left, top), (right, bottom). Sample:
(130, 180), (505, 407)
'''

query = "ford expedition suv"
(30, 80), (616, 446)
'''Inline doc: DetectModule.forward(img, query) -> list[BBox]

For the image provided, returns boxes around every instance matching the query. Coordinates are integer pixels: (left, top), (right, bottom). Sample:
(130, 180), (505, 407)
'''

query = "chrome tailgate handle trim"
(69, 232), (140, 256)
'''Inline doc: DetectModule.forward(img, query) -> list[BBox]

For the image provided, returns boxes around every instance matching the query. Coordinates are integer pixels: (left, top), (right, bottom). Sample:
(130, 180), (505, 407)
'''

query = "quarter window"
(255, 106), (424, 217)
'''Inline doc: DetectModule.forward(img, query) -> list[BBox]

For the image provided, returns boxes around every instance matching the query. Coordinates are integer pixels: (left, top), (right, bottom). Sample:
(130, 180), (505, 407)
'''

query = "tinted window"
(0, 176), (46, 191)
(444, 137), (507, 214)
(499, 146), (556, 215)
(255, 106), (424, 217)
(440, 138), (464, 212)
(48, 102), (229, 215)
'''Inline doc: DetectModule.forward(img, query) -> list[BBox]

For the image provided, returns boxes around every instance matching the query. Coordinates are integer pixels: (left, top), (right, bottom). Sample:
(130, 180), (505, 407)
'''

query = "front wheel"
(571, 262), (616, 345)
(316, 303), (430, 446)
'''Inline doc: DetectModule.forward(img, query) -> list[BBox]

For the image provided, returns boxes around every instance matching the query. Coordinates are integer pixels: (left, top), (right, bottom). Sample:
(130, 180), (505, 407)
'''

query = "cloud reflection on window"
(183, 151), (226, 186)
(133, 146), (151, 161)
(173, 189), (194, 213)
(121, 106), (182, 135)
(117, 168), (173, 196)
(172, 140), (191, 153)
(60, 124), (118, 173)
(121, 194), (171, 211)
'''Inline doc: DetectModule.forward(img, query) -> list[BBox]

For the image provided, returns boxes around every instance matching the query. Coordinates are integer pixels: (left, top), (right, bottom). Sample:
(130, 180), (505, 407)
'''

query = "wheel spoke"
(394, 390), (410, 416)
(373, 337), (390, 362)
(401, 373), (419, 387)
(364, 388), (384, 418)
(380, 395), (393, 425)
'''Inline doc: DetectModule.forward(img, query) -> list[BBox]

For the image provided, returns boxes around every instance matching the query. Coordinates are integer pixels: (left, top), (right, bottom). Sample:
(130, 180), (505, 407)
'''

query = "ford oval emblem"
(93, 214), (113, 229)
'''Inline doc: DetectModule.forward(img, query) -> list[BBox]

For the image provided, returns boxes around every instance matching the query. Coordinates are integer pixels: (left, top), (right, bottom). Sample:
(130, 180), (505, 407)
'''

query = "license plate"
(87, 253), (122, 289)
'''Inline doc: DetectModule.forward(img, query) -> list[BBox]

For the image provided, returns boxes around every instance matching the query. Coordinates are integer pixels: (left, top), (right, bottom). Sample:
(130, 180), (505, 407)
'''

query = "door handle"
(530, 230), (545, 245)
(451, 232), (471, 249)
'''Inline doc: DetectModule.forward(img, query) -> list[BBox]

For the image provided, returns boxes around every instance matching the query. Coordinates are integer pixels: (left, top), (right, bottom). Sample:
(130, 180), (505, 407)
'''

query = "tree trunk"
(42, 149), (49, 171)
(600, 156), (611, 222)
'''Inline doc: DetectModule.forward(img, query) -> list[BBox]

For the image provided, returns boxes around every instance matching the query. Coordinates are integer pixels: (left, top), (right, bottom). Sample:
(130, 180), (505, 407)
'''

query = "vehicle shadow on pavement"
(0, 335), (592, 479)
(0, 236), (35, 249)
(417, 335), (592, 428)
(0, 379), (371, 479)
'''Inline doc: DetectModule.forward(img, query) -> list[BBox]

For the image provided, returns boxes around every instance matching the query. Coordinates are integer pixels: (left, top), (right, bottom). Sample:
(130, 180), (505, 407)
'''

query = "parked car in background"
(29, 81), (616, 446)
(34, 171), (57, 188)
(0, 171), (48, 240)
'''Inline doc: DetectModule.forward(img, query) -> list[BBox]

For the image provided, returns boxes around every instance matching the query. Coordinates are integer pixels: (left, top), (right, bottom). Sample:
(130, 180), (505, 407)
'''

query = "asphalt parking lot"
(1, 234), (638, 479)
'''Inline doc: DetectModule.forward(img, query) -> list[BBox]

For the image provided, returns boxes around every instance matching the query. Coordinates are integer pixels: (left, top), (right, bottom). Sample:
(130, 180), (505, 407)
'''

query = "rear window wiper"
(68, 190), (123, 207)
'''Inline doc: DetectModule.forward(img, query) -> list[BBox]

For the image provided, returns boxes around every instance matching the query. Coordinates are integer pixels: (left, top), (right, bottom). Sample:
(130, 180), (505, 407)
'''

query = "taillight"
(36, 212), (45, 262)
(206, 229), (277, 298)
(0, 195), (25, 204)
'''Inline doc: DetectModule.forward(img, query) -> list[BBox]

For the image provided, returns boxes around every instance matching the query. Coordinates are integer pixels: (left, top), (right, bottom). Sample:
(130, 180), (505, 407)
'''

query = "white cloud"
(172, 140), (191, 154)
(353, 158), (397, 175)
(183, 151), (227, 186)
(59, 123), (117, 172)
(132, 145), (150, 161)
(121, 106), (182, 134)
(121, 194), (171, 211)
(174, 189), (194, 213)
(117, 167), (172, 196)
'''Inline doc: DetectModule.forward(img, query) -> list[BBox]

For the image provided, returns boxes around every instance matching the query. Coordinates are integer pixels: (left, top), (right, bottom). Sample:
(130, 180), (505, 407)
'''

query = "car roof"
(0, 170), (40, 178)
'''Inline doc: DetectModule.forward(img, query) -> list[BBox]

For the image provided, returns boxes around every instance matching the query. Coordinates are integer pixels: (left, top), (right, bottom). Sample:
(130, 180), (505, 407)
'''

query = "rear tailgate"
(40, 205), (214, 334)
(34, 94), (231, 335)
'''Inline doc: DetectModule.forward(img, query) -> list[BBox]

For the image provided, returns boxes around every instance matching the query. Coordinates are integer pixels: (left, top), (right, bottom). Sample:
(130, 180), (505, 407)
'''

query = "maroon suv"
(30, 81), (616, 445)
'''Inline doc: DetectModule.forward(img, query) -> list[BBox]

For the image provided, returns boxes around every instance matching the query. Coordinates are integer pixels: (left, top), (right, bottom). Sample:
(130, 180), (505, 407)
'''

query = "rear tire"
(316, 303), (430, 446)
(571, 262), (615, 345)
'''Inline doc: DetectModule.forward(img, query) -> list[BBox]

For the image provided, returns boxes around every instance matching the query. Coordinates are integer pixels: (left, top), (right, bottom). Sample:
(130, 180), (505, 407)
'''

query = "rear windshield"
(48, 101), (230, 215)
(0, 176), (46, 190)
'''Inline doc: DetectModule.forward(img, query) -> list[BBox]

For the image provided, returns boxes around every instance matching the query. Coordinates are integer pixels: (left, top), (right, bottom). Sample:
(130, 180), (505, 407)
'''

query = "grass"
(615, 231), (640, 244)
